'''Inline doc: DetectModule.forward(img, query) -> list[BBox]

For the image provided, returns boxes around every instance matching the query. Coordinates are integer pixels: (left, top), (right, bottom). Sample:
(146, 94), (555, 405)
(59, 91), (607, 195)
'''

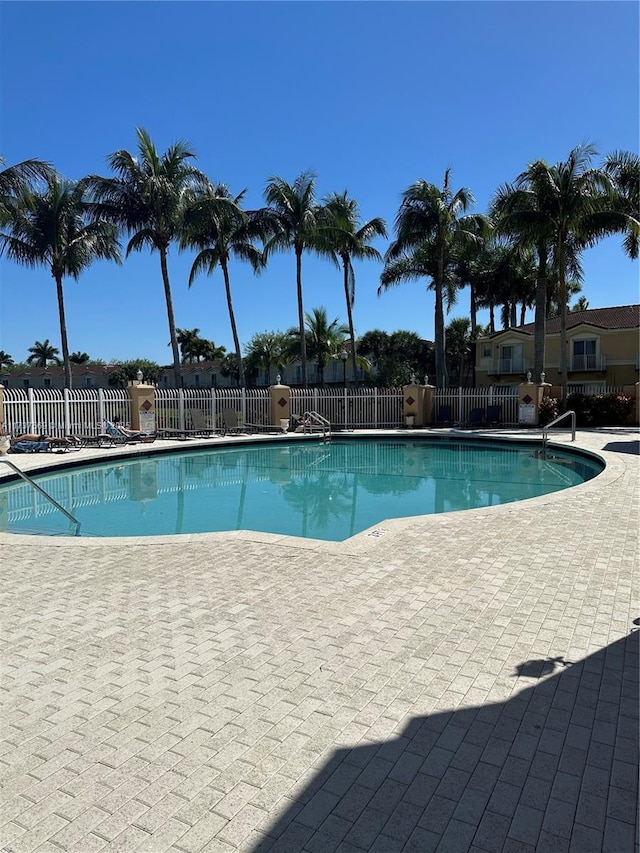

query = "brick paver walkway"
(1, 429), (638, 852)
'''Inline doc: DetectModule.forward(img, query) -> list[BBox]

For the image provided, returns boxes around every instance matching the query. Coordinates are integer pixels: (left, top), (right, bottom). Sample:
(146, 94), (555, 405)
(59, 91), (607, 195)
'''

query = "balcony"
(488, 358), (529, 376)
(569, 353), (607, 372)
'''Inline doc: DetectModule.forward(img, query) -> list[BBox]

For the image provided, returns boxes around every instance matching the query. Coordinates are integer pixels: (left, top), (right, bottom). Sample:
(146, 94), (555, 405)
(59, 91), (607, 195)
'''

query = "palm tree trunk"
(469, 281), (477, 339)
(54, 273), (72, 390)
(533, 245), (547, 381)
(510, 301), (517, 328)
(557, 243), (568, 406)
(489, 303), (495, 335)
(434, 254), (445, 388)
(160, 247), (182, 388)
(520, 302), (526, 326)
(296, 247), (307, 387)
(343, 259), (358, 387)
(221, 259), (245, 389)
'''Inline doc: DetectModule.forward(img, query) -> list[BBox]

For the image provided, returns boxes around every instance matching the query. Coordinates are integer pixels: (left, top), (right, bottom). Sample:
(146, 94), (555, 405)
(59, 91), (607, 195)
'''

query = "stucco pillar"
(127, 382), (156, 432)
(270, 380), (291, 429)
(423, 382), (435, 425)
(517, 373), (545, 426)
(0, 383), (6, 436)
(636, 383), (640, 425)
(403, 384), (425, 427)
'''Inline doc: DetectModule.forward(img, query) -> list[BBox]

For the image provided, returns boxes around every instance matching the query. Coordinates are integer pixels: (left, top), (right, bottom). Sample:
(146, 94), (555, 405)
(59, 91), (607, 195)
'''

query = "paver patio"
(0, 428), (638, 852)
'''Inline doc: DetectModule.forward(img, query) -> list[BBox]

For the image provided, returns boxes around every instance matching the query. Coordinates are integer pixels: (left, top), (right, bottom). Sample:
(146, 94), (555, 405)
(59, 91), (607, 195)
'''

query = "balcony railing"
(489, 358), (529, 375)
(569, 353), (607, 372)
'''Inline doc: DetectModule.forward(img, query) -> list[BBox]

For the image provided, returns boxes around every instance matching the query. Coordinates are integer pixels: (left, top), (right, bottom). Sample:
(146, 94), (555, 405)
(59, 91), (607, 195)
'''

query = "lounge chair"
(158, 409), (219, 440)
(222, 409), (254, 435)
(486, 404), (502, 426)
(9, 433), (77, 453)
(467, 408), (486, 427)
(105, 420), (155, 444)
(435, 405), (453, 426)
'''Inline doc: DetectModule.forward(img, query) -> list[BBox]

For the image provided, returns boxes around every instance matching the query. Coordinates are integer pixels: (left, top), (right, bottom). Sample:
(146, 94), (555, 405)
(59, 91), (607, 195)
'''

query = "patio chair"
(9, 433), (77, 454)
(467, 408), (486, 427)
(436, 405), (453, 426)
(486, 404), (502, 427)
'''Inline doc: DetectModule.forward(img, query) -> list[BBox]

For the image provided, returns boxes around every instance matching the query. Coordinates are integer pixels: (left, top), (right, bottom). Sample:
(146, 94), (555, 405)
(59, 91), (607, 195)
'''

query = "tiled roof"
(489, 304), (639, 337)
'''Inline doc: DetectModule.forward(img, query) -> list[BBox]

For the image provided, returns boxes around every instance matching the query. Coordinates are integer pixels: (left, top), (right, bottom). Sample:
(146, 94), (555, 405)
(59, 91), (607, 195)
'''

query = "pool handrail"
(0, 457), (81, 536)
(542, 410), (576, 449)
(302, 411), (331, 440)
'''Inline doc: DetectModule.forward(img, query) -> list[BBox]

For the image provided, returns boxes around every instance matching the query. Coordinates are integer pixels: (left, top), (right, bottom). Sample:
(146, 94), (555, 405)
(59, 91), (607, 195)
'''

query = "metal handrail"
(0, 458), (81, 536)
(302, 411), (331, 440)
(542, 410), (576, 448)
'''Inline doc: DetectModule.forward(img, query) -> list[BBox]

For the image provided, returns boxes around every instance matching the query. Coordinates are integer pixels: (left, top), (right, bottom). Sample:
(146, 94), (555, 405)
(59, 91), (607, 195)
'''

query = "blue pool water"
(0, 439), (603, 540)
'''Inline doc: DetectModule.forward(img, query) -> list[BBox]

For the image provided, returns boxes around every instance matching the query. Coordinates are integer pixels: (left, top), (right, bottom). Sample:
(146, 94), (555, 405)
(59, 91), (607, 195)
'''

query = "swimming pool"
(0, 437), (603, 540)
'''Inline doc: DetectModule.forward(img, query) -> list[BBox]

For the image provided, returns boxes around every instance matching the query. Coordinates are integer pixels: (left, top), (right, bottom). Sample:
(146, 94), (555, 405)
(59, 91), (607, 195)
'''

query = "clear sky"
(1, 1), (638, 366)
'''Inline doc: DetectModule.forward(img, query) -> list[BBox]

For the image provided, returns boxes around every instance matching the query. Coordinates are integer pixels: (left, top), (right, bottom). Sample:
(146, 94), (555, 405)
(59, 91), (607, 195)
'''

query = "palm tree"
(0, 156), (53, 223)
(604, 150), (640, 259)
(86, 128), (208, 387)
(175, 327), (202, 363)
(317, 191), (387, 386)
(69, 351), (90, 364)
(1, 175), (120, 388)
(493, 144), (631, 399)
(244, 331), (291, 385)
(445, 317), (473, 386)
(263, 171), (321, 387)
(380, 171), (485, 387)
(0, 350), (14, 370)
(299, 307), (349, 386)
(183, 184), (268, 388)
(27, 339), (60, 367)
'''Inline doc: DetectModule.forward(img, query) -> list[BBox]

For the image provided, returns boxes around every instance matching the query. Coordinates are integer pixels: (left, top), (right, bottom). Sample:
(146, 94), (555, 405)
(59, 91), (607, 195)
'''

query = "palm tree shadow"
(251, 630), (638, 852)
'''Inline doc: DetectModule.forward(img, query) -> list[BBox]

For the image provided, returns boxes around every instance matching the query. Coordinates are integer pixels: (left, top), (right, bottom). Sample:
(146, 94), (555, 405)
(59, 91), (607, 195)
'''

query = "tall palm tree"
(263, 171), (321, 387)
(86, 128), (208, 387)
(1, 175), (120, 388)
(69, 351), (90, 364)
(183, 184), (268, 388)
(380, 171), (485, 387)
(0, 156), (53, 223)
(317, 191), (387, 386)
(493, 144), (632, 399)
(604, 150), (640, 259)
(27, 339), (60, 367)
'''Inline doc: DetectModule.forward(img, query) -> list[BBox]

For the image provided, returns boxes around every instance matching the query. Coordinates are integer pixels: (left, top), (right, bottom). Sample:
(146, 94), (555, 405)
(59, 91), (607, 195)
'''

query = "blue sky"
(1, 1), (638, 366)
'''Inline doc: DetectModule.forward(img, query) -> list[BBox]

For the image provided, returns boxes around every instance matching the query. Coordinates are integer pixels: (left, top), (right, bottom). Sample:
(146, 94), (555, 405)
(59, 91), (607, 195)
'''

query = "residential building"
(475, 305), (640, 392)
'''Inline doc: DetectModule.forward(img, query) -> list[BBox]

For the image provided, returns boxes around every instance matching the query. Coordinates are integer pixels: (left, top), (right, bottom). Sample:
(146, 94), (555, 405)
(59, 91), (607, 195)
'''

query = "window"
(43, 378), (51, 388)
(499, 344), (524, 373)
(482, 343), (492, 358)
(23, 378), (30, 389)
(194, 374), (201, 388)
(572, 339), (597, 370)
(85, 376), (95, 388)
(210, 374), (218, 388)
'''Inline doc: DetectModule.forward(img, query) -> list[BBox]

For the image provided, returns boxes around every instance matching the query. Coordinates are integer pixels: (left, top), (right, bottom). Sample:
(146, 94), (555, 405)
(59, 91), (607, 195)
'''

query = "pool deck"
(0, 428), (638, 853)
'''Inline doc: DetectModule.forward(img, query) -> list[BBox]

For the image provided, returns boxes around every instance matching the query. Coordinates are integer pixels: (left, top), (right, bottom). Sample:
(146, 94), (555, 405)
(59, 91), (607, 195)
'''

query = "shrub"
(566, 392), (634, 426)
(538, 396), (559, 426)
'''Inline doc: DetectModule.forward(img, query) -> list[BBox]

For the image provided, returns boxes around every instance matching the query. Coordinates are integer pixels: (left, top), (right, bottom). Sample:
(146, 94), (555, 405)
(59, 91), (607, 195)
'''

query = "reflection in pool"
(0, 439), (602, 539)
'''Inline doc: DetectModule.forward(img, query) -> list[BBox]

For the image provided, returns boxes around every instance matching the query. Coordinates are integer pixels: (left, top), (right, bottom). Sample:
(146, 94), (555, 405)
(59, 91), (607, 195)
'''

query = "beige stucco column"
(128, 382), (156, 432)
(0, 384), (8, 456)
(423, 381), (435, 425)
(0, 383), (6, 436)
(517, 373), (545, 426)
(403, 384), (426, 427)
(270, 380), (291, 428)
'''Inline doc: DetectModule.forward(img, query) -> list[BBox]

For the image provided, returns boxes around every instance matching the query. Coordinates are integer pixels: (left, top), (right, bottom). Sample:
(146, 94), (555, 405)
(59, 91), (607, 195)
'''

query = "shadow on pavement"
(251, 630), (638, 852)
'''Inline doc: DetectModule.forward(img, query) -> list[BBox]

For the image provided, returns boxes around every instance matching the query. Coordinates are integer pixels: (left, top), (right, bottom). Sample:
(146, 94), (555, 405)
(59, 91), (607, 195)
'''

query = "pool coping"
(0, 427), (627, 554)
